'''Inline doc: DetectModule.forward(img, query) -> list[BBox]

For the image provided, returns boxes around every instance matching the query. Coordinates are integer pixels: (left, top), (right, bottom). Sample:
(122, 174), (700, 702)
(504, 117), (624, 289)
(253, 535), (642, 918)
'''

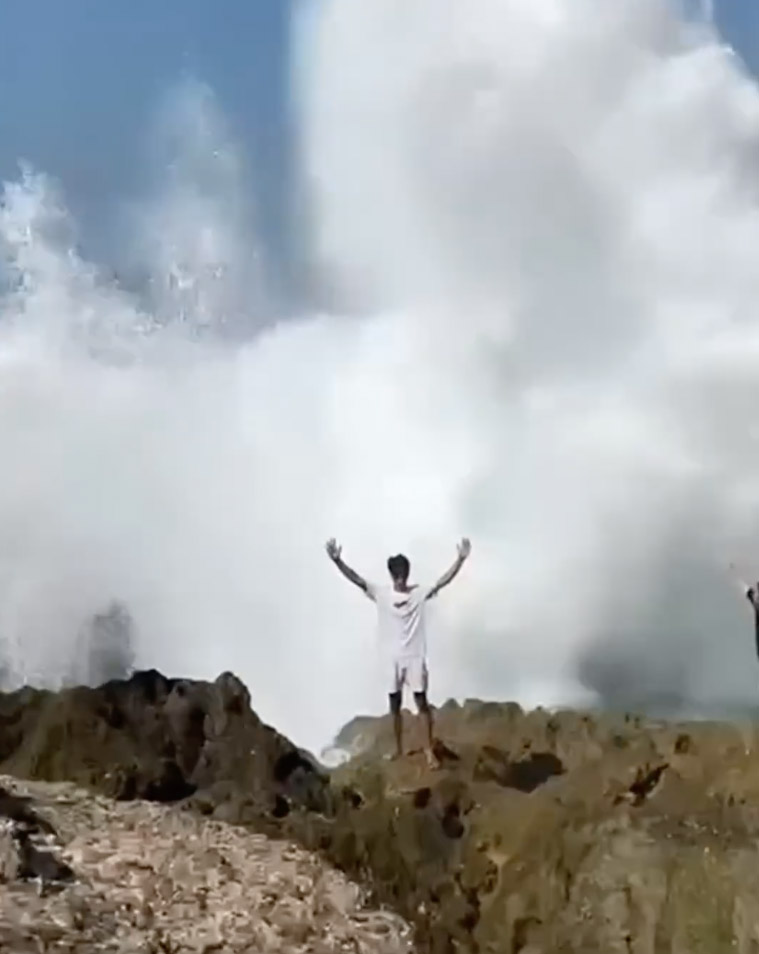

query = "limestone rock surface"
(317, 700), (759, 953)
(6, 671), (759, 952)
(0, 774), (413, 954)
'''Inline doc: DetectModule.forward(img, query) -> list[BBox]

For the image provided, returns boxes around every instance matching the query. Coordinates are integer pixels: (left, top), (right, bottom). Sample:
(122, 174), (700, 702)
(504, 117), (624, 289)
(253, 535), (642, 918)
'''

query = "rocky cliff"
(3, 671), (759, 953)
(325, 701), (759, 953)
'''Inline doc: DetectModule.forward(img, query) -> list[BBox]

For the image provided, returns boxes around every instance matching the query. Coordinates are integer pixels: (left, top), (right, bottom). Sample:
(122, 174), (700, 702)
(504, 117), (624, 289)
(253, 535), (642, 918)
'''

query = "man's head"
(387, 553), (410, 585)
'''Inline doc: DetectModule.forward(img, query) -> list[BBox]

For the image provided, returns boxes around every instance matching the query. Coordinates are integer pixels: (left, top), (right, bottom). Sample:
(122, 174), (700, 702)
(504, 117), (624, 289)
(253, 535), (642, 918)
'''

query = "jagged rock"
(7, 675), (759, 952)
(0, 669), (330, 825)
(0, 775), (413, 953)
(316, 702), (759, 953)
(0, 785), (73, 888)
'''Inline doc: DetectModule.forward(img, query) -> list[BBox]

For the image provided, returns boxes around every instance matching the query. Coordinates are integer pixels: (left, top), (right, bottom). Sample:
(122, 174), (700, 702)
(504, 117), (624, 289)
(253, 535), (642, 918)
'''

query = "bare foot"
(385, 751), (403, 762)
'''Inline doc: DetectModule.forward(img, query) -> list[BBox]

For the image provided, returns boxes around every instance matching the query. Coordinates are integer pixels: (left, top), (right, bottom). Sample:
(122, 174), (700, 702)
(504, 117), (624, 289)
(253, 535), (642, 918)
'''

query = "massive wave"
(2, 0), (759, 751)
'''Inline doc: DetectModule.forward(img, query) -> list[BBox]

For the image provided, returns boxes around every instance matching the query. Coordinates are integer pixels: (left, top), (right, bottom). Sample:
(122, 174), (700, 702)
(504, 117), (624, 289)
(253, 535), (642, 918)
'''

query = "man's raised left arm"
(427, 537), (472, 599)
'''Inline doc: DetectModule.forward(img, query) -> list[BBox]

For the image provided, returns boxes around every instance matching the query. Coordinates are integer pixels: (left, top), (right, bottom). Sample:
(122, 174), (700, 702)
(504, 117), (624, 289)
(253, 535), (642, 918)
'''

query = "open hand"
(457, 537), (472, 561)
(325, 538), (342, 562)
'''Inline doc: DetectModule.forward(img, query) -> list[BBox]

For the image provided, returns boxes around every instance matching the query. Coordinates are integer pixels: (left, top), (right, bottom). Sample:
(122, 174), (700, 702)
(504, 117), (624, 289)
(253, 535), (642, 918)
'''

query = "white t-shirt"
(365, 583), (435, 660)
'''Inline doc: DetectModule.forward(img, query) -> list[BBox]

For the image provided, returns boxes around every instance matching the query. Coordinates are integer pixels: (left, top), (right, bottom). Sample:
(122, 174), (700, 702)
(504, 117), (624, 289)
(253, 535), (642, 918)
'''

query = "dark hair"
(387, 554), (410, 580)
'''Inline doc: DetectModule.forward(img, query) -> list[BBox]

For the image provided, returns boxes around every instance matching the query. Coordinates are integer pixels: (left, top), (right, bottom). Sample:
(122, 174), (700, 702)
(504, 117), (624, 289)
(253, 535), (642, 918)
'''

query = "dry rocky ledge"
(0, 774), (413, 954)
(7, 669), (759, 952)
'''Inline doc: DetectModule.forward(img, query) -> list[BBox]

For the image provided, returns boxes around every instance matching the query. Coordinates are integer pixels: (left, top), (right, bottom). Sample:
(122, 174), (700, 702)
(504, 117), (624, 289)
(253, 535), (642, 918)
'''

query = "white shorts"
(388, 657), (428, 695)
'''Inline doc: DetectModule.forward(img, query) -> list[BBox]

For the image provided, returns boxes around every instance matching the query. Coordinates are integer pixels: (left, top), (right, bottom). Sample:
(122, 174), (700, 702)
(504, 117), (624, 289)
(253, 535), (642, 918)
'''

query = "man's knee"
(414, 691), (430, 713)
(389, 691), (402, 715)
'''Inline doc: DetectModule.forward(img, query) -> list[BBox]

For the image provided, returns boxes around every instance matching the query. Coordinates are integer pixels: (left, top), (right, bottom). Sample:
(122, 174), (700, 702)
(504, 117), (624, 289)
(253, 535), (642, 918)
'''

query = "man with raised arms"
(325, 537), (472, 767)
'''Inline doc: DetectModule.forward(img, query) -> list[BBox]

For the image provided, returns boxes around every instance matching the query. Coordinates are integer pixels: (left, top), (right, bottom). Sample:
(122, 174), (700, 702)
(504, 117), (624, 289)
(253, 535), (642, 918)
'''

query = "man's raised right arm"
(325, 538), (373, 596)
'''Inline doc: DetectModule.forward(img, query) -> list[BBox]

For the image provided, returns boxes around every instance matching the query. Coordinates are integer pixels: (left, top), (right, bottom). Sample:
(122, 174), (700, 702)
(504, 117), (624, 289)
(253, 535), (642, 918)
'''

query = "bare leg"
(389, 692), (403, 759)
(414, 692), (438, 768)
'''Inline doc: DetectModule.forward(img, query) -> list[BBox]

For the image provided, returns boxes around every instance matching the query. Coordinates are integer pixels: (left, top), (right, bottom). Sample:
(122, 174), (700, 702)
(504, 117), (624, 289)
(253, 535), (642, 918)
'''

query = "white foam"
(1, 3), (759, 752)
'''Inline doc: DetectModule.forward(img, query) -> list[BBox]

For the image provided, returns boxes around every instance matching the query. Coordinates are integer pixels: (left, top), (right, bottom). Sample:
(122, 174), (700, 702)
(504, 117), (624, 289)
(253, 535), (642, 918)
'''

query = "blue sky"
(0, 0), (290, 287)
(717, 0), (759, 66)
(0, 0), (756, 293)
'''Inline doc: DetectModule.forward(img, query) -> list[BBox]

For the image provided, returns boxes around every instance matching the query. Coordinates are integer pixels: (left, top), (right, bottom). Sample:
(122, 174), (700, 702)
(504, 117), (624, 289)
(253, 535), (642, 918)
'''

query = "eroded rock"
(0, 784), (73, 888)
(0, 669), (330, 825)
(318, 702), (759, 953)
(0, 774), (413, 953)
(6, 675), (759, 952)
